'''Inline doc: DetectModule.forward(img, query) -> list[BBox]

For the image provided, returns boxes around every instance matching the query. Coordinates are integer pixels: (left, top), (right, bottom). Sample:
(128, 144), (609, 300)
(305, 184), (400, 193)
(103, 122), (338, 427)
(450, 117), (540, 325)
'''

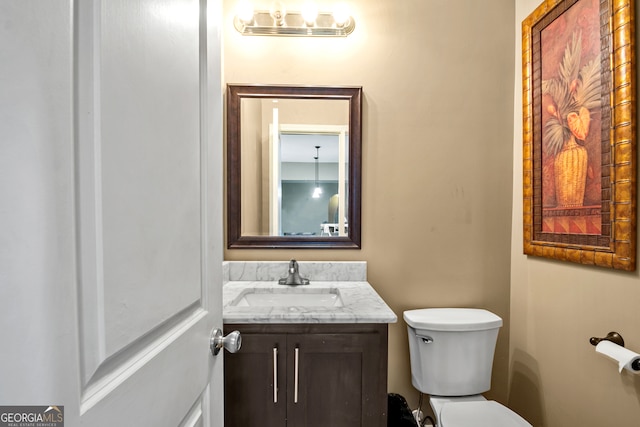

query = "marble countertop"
(223, 260), (368, 282)
(223, 280), (397, 324)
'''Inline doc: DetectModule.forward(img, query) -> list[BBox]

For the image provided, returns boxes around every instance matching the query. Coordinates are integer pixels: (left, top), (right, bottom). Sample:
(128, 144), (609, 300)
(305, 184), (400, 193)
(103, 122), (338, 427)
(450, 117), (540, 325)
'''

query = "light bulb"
(269, 1), (287, 26)
(332, 3), (350, 27)
(301, 2), (318, 26)
(236, 0), (254, 23)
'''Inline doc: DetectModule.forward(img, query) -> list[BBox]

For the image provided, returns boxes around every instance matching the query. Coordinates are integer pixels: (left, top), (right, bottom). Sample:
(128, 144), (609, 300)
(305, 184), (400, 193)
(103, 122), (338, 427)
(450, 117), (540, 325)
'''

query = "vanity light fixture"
(233, 1), (355, 37)
(312, 146), (322, 199)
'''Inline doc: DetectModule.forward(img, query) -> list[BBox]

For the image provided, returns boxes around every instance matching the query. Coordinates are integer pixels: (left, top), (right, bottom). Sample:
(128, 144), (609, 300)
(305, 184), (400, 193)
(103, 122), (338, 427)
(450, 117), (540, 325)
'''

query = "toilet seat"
(440, 400), (531, 427)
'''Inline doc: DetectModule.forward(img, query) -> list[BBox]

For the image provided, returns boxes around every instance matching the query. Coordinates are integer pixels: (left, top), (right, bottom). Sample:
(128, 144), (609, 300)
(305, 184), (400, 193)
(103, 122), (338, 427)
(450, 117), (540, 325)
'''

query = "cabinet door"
(224, 333), (287, 427)
(287, 332), (385, 427)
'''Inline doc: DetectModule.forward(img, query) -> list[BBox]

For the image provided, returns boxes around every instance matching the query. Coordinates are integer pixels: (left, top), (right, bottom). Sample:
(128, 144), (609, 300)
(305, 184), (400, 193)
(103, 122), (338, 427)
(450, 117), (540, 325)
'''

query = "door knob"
(210, 328), (242, 356)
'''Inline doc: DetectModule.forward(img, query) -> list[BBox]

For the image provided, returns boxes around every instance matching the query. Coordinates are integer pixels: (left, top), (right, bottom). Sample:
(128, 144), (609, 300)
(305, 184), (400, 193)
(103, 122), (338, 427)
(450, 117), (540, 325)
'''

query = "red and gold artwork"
(522, 0), (636, 270)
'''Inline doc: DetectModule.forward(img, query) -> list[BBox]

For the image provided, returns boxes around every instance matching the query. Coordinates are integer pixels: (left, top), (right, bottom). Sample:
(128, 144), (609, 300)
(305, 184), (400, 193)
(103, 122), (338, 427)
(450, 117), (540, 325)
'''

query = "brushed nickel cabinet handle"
(273, 347), (278, 403)
(294, 347), (300, 404)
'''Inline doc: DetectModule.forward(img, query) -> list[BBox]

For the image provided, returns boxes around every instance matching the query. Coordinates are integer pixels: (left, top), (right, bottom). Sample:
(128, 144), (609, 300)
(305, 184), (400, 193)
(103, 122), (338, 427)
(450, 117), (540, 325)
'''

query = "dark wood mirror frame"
(226, 84), (363, 249)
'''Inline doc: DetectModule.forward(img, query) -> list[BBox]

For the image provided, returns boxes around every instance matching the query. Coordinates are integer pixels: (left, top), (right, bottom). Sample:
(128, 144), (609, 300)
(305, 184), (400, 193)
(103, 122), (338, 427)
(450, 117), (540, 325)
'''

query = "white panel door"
(0, 1), (224, 426)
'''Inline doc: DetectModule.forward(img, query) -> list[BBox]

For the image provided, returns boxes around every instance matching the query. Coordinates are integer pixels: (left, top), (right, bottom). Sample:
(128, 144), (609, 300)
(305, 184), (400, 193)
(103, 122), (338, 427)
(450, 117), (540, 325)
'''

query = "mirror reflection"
(280, 132), (349, 237)
(241, 98), (349, 237)
(227, 85), (362, 249)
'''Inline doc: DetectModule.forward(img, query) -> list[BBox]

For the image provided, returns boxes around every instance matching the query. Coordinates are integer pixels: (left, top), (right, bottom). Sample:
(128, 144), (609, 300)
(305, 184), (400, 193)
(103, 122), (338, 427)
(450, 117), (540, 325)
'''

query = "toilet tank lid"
(403, 308), (502, 331)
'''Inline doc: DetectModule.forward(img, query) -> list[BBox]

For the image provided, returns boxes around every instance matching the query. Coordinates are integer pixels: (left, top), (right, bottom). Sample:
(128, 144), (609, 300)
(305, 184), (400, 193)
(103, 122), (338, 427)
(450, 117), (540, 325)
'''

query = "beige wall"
(223, 0), (516, 412)
(510, 1), (640, 427)
(224, 1), (640, 425)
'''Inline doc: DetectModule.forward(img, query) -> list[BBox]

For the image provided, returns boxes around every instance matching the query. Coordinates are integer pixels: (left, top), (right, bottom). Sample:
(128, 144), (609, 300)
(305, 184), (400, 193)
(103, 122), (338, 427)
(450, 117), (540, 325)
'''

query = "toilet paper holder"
(590, 331), (640, 372)
(589, 331), (625, 347)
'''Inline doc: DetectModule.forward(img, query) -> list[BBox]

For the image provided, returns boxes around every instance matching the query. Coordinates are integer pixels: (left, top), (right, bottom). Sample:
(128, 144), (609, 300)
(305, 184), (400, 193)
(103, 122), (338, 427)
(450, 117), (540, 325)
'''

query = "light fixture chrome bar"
(234, 11), (355, 37)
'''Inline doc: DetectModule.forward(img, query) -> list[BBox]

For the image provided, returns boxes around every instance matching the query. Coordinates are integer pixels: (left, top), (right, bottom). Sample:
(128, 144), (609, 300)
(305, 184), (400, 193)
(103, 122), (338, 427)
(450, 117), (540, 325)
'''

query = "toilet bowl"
(404, 308), (531, 427)
(430, 395), (530, 427)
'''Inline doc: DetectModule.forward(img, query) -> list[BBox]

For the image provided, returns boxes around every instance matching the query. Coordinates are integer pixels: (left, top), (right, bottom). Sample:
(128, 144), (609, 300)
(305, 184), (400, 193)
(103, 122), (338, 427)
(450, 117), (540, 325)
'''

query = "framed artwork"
(522, 0), (636, 270)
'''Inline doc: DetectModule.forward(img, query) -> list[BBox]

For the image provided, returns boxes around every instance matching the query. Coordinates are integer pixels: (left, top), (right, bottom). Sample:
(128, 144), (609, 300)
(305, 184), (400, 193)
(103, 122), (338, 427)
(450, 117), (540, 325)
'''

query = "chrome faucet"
(278, 259), (310, 286)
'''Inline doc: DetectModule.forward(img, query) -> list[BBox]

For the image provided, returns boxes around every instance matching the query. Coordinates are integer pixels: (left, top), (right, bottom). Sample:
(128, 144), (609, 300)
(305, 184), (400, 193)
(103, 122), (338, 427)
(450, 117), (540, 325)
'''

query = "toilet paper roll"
(595, 340), (640, 374)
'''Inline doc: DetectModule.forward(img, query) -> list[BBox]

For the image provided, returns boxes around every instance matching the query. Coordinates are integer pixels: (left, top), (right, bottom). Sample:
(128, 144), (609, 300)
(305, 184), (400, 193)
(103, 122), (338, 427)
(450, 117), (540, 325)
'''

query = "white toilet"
(404, 308), (531, 427)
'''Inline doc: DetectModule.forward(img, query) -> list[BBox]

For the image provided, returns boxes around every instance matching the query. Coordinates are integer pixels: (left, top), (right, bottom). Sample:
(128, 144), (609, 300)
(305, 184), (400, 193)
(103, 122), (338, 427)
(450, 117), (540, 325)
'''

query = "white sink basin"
(231, 288), (343, 307)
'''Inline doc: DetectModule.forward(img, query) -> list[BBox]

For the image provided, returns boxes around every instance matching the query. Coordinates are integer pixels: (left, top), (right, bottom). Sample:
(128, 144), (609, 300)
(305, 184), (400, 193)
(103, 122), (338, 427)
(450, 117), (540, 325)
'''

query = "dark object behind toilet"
(387, 393), (418, 427)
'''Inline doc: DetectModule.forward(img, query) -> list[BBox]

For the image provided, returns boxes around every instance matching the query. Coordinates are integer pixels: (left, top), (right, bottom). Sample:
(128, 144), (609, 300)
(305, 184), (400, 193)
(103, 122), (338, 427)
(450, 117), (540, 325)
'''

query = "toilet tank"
(404, 308), (502, 396)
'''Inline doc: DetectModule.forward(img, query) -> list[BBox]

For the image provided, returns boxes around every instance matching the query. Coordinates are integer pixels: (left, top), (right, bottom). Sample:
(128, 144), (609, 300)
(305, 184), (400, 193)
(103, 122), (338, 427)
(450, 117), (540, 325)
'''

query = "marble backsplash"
(223, 261), (367, 282)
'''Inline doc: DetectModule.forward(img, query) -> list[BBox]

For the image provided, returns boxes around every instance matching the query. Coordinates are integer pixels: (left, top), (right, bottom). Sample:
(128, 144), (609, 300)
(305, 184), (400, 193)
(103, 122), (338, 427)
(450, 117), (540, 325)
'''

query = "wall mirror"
(227, 84), (362, 248)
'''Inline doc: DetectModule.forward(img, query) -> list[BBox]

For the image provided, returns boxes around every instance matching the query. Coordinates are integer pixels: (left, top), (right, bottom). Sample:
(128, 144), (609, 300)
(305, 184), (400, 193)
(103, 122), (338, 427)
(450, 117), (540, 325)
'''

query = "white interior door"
(0, 1), (224, 426)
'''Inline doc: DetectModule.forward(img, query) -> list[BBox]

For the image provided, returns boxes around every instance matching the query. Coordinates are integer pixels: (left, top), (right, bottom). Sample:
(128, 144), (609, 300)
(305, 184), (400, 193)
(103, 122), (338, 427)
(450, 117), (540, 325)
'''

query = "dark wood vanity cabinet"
(224, 323), (388, 427)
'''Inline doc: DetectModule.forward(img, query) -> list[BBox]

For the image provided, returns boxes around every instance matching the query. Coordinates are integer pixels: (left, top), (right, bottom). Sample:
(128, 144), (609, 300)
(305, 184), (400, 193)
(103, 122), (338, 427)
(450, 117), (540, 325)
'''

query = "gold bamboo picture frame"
(522, 0), (636, 271)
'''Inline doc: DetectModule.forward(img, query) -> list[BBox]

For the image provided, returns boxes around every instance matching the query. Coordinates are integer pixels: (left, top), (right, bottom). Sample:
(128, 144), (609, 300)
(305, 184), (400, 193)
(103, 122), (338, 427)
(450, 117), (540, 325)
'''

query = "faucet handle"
(288, 259), (298, 274)
(279, 259), (309, 285)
